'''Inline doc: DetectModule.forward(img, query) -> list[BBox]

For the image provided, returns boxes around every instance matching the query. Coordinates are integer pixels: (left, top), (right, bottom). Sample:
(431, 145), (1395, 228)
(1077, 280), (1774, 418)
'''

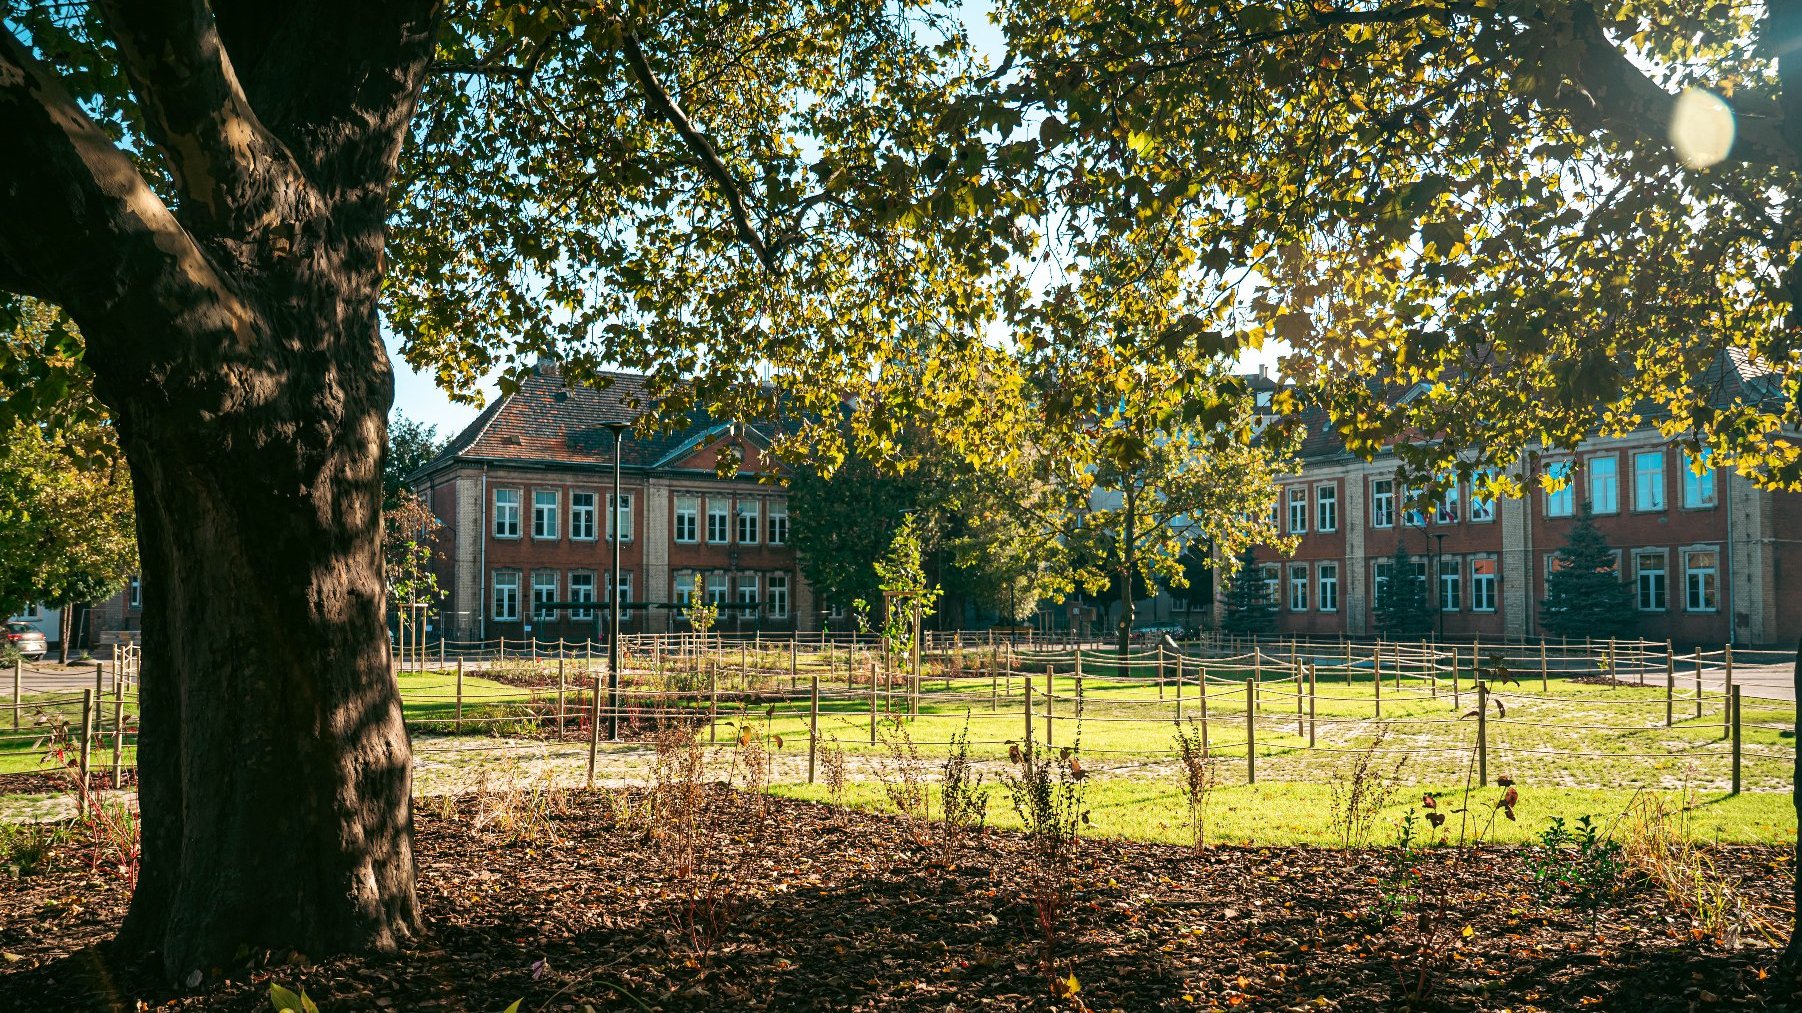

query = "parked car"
(5, 621), (48, 661)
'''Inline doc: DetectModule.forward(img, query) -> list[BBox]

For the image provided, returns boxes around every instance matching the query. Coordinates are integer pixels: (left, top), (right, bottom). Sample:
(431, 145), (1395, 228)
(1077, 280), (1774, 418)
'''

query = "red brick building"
(1250, 359), (1802, 647)
(408, 366), (815, 641)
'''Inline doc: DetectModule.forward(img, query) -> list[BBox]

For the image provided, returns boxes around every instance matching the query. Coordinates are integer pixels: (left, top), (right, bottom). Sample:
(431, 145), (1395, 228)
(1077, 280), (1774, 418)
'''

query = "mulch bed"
(0, 788), (1796, 1011)
(0, 769), (136, 796)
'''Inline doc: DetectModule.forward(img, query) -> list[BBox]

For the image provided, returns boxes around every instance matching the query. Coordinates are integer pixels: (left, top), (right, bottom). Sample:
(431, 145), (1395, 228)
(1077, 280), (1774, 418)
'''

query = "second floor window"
(1401, 485), (1426, 528)
(707, 499), (730, 543)
(674, 495), (698, 543)
(1469, 472), (1497, 523)
(570, 492), (597, 540)
(1544, 462), (1574, 518)
(1316, 485), (1338, 532)
(1433, 481), (1459, 524)
(1371, 479), (1395, 528)
(493, 488), (520, 537)
(1635, 552), (1666, 611)
(532, 490), (559, 539)
(1588, 455), (1619, 514)
(1683, 450), (1717, 508)
(1288, 487), (1307, 534)
(767, 504), (789, 545)
(1634, 451), (1665, 511)
(608, 493), (634, 541)
(1317, 563), (1339, 611)
(737, 500), (760, 544)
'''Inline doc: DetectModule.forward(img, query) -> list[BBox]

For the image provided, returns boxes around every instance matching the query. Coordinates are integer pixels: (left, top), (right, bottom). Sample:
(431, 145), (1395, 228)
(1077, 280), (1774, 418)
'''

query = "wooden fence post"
(1730, 684), (1742, 795)
(710, 660), (721, 744)
(1047, 652), (1061, 747)
(1173, 652), (1184, 724)
(1540, 641), (1548, 692)
(1476, 680), (1488, 787)
(1198, 658), (1211, 754)
(1245, 671), (1257, 785)
(869, 660), (878, 744)
(455, 658), (464, 730)
(1307, 662), (1317, 747)
(808, 673), (820, 784)
(1665, 652), (1675, 728)
(78, 688), (93, 797)
(1693, 648), (1703, 721)
(791, 637), (799, 692)
(1294, 659), (1303, 735)
(1374, 647), (1383, 718)
(1722, 644), (1735, 739)
(557, 658), (567, 735)
(111, 675), (124, 786)
(10, 659), (18, 730)
(1023, 676), (1034, 751)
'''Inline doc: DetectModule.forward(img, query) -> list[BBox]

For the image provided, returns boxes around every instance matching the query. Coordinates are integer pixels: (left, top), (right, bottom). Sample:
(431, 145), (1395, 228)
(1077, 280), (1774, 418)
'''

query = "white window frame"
(1433, 480), (1459, 525)
(1288, 563), (1309, 611)
(705, 572), (729, 606)
(1544, 462), (1574, 518)
(1468, 471), (1497, 524)
(673, 570), (697, 607)
(1683, 548), (1719, 612)
(1470, 556), (1497, 612)
(1315, 483), (1338, 533)
(1317, 562), (1339, 612)
(609, 570), (634, 619)
(706, 498), (730, 543)
(1634, 550), (1668, 612)
(736, 499), (760, 544)
(569, 490), (597, 541)
(568, 571), (596, 620)
(1401, 485), (1426, 528)
(531, 570), (559, 621)
(1287, 487), (1308, 535)
(128, 576), (142, 609)
(767, 503), (789, 545)
(532, 489), (560, 540)
(1633, 450), (1666, 512)
(491, 570), (520, 622)
(736, 573), (760, 617)
(1587, 454), (1620, 515)
(493, 488), (521, 538)
(767, 573), (790, 619)
(674, 495), (699, 544)
(1371, 479), (1395, 529)
(1682, 451), (1717, 508)
(1372, 560), (1392, 602)
(1260, 564), (1280, 605)
(608, 492), (634, 542)
(1438, 557), (1462, 612)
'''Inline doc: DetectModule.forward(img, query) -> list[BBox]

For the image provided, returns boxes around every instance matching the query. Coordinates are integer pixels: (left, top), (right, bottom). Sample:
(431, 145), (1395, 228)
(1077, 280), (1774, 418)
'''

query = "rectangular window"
(737, 574), (760, 617)
(1288, 564), (1309, 611)
(767, 503), (789, 545)
(705, 572), (729, 606)
(1633, 451), (1666, 511)
(1372, 560), (1392, 602)
(1402, 485), (1426, 528)
(1433, 481), (1459, 525)
(570, 491), (597, 540)
(707, 498), (730, 543)
(1371, 479), (1395, 529)
(1682, 450), (1717, 508)
(674, 495), (699, 543)
(673, 570), (697, 607)
(491, 570), (520, 622)
(128, 575), (142, 609)
(532, 489), (559, 539)
(1471, 557), (1497, 612)
(493, 488), (521, 538)
(1317, 562), (1339, 612)
(1316, 484), (1338, 533)
(1684, 550), (1719, 611)
(568, 572), (596, 620)
(737, 499), (760, 544)
(1544, 462), (1574, 518)
(1635, 552), (1667, 612)
(532, 570), (559, 621)
(1468, 472), (1497, 523)
(1588, 455), (1619, 514)
(1288, 487), (1308, 534)
(608, 493), (634, 542)
(610, 571), (633, 619)
(1260, 564), (1280, 606)
(768, 573), (790, 619)
(1439, 558), (1461, 612)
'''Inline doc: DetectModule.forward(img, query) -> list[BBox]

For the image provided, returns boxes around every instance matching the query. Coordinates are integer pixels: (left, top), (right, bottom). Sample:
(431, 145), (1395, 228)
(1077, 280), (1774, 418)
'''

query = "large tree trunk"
(108, 314), (418, 981)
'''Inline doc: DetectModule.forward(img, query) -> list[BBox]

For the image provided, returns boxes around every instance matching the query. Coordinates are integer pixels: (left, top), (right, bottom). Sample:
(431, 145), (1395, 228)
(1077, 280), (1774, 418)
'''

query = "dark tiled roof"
(413, 366), (754, 478)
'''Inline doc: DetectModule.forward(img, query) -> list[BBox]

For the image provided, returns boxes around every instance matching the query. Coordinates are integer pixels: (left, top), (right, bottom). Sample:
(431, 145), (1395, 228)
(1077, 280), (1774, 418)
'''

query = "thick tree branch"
(619, 24), (777, 271)
(0, 29), (250, 373)
(96, 0), (314, 236)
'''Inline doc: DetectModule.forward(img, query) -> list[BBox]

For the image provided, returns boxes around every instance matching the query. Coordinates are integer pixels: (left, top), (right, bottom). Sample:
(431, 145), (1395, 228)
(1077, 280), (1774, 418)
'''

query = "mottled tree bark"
(0, 0), (438, 980)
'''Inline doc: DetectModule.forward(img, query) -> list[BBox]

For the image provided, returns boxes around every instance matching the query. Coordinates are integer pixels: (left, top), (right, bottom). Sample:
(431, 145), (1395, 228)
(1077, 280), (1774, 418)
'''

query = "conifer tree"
(1220, 547), (1277, 635)
(1540, 503), (1639, 639)
(1372, 542), (1433, 640)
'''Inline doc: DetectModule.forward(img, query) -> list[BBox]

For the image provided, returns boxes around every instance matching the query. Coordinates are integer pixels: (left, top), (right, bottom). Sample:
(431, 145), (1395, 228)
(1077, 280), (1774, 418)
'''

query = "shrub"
(937, 720), (989, 867)
(1328, 728), (1407, 848)
(1001, 740), (1089, 999)
(1172, 718), (1219, 853)
(872, 720), (932, 845)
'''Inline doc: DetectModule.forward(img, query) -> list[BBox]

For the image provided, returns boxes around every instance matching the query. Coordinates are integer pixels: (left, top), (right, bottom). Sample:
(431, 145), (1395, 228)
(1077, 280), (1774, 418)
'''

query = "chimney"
(1259, 364), (1268, 379)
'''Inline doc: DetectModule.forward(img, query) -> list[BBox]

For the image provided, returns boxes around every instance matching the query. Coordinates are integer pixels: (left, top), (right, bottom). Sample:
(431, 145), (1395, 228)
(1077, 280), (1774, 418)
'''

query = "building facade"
(409, 367), (816, 641)
(1249, 396), (1802, 648)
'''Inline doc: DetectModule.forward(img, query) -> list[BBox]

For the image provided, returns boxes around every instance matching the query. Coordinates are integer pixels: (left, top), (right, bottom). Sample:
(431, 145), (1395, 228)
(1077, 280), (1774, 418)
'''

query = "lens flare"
(1669, 87), (1735, 169)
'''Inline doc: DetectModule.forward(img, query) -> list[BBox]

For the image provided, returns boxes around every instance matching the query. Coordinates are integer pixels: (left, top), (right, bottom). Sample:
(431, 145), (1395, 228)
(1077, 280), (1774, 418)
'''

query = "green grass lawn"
(772, 777), (1799, 847)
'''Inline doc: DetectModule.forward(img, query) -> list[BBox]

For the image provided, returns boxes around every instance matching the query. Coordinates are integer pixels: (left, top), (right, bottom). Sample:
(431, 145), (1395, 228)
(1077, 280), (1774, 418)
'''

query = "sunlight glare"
(1669, 87), (1735, 169)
